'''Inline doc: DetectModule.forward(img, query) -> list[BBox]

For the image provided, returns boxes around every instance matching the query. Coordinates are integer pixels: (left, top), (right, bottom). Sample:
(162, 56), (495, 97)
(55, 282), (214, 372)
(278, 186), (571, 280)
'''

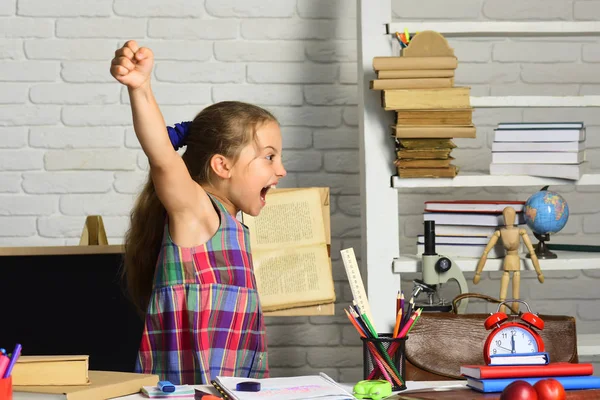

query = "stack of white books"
(417, 200), (525, 259)
(489, 122), (587, 180)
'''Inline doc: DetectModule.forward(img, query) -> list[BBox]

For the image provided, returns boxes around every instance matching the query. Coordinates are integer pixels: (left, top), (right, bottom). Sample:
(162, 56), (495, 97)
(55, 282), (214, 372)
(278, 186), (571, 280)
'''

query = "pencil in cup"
(367, 308), (423, 381)
(361, 334), (407, 392)
(344, 309), (404, 388)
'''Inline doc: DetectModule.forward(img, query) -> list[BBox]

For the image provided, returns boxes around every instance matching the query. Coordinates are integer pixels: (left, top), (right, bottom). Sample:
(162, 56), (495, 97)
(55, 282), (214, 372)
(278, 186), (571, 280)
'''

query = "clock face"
(487, 325), (539, 356)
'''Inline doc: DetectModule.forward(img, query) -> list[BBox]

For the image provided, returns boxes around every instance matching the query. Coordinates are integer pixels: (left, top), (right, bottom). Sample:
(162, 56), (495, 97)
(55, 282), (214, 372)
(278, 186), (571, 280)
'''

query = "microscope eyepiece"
(423, 220), (436, 255)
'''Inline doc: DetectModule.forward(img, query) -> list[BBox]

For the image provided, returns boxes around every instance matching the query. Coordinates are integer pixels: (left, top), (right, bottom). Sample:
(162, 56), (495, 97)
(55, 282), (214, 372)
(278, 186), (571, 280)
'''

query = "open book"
(212, 373), (354, 400)
(242, 187), (335, 312)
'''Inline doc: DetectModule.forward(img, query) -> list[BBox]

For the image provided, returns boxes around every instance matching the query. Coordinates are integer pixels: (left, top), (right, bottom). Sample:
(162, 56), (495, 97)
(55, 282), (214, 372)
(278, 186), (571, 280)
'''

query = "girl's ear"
(210, 154), (232, 179)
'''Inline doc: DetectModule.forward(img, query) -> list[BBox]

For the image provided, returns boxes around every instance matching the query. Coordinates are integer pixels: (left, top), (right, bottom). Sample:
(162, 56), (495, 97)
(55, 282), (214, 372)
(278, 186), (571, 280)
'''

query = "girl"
(110, 40), (286, 384)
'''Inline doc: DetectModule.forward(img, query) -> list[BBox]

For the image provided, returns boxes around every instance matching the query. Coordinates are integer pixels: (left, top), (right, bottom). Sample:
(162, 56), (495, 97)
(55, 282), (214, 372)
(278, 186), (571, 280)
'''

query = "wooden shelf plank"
(393, 250), (600, 273)
(386, 21), (600, 36)
(471, 96), (600, 108)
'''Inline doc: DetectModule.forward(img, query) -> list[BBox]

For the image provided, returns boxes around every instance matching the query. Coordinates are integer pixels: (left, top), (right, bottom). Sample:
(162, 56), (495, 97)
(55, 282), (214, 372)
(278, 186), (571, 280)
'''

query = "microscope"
(411, 220), (469, 314)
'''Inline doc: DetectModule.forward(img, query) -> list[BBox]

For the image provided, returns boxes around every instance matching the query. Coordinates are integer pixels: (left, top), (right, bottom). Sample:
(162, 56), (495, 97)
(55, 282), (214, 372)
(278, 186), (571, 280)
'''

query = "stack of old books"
(371, 30), (476, 178)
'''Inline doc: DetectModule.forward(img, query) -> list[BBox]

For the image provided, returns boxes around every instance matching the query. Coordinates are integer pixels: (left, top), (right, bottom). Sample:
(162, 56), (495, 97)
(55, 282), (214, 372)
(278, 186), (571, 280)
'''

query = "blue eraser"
(236, 381), (261, 392)
(158, 381), (176, 393)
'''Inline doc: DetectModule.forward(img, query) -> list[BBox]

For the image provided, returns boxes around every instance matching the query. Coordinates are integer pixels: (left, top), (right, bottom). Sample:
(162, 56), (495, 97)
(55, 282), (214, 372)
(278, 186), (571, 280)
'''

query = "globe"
(524, 190), (569, 235)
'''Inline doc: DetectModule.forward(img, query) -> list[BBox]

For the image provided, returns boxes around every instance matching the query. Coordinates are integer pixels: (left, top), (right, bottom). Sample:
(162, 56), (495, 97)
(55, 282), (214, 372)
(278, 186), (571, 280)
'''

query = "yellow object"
(353, 380), (392, 400)
(12, 355), (90, 386)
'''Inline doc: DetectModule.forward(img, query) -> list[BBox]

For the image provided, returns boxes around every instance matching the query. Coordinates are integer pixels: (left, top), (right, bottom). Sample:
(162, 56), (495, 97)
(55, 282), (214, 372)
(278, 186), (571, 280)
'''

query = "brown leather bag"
(404, 293), (579, 381)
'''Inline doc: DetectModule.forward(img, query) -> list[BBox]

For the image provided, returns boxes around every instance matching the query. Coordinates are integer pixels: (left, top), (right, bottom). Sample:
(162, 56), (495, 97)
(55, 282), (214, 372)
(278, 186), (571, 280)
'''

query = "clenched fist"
(110, 40), (153, 90)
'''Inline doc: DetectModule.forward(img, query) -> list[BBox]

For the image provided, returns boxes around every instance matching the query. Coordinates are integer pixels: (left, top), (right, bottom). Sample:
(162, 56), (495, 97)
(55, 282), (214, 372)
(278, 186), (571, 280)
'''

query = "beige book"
(397, 165), (459, 178)
(372, 56), (457, 71)
(395, 157), (454, 168)
(370, 77), (453, 90)
(378, 69), (455, 79)
(396, 149), (453, 159)
(396, 108), (473, 126)
(392, 125), (476, 139)
(383, 87), (471, 110)
(242, 187), (335, 312)
(265, 302), (335, 317)
(13, 370), (158, 400)
(12, 356), (89, 386)
(397, 138), (457, 150)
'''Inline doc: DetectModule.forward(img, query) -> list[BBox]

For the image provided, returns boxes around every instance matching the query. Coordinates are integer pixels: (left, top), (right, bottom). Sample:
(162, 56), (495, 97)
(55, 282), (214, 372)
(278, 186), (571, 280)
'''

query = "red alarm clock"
(483, 299), (545, 365)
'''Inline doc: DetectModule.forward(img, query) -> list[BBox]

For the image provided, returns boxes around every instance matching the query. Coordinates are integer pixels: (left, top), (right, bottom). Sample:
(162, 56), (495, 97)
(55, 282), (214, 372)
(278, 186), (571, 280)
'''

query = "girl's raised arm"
(110, 40), (202, 215)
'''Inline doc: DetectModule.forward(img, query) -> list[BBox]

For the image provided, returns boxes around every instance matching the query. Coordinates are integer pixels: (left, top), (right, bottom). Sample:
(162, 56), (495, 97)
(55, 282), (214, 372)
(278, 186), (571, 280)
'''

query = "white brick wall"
(1, 0), (599, 380)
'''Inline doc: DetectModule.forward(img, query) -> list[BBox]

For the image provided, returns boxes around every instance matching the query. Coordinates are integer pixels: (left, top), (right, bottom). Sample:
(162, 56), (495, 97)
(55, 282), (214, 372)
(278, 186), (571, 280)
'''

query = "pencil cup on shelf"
(0, 376), (12, 400)
(361, 334), (407, 392)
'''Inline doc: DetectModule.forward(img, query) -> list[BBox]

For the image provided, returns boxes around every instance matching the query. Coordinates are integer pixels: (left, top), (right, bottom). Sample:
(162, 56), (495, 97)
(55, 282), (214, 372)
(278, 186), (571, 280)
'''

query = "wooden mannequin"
(473, 206), (544, 313)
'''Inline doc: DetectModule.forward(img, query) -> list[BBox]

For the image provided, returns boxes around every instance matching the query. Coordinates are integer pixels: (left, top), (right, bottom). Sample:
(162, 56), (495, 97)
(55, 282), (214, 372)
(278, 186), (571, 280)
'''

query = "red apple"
(534, 378), (566, 400)
(500, 380), (539, 400)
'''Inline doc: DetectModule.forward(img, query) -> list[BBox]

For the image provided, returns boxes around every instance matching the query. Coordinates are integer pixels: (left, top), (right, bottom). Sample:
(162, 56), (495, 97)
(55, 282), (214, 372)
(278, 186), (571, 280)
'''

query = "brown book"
(13, 370), (159, 400)
(397, 165), (458, 178)
(396, 149), (453, 159)
(396, 109), (473, 126)
(12, 356), (90, 386)
(373, 56), (457, 71)
(395, 157), (454, 168)
(370, 78), (454, 90)
(392, 125), (476, 139)
(397, 138), (456, 150)
(383, 87), (471, 110)
(378, 69), (455, 79)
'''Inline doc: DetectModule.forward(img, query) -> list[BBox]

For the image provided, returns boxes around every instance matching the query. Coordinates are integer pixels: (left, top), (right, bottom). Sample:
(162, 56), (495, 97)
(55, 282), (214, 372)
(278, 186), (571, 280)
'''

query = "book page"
(214, 374), (353, 400)
(252, 245), (335, 311)
(243, 188), (326, 251)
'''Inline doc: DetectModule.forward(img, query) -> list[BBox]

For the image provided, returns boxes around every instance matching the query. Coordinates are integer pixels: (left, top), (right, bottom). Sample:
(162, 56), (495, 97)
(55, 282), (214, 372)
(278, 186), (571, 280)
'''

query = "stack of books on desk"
(461, 362), (600, 393)
(417, 200), (525, 259)
(371, 53), (475, 178)
(489, 122), (588, 180)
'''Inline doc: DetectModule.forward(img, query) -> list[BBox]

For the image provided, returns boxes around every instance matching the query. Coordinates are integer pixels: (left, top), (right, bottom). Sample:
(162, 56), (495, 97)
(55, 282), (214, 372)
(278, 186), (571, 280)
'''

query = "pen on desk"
(3, 343), (21, 378)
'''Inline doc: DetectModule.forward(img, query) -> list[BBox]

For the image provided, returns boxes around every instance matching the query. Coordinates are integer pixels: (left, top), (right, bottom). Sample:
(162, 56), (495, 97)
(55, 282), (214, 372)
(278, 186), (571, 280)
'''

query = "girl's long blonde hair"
(123, 101), (278, 314)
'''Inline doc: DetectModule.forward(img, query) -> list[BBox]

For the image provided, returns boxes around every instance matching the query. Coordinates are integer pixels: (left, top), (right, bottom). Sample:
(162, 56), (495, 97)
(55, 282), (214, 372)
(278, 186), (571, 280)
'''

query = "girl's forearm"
(128, 84), (176, 167)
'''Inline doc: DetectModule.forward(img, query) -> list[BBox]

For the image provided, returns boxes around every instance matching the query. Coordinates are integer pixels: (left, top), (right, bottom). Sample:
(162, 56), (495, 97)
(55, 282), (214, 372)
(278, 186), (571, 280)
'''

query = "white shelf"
(578, 334), (600, 357)
(393, 250), (600, 273)
(386, 21), (600, 36)
(392, 173), (600, 189)
(471, 96), (600, 108)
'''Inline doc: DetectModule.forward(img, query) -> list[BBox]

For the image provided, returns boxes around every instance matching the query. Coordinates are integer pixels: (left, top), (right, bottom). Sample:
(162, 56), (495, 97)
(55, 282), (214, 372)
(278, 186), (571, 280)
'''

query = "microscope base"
(416, 303), (453, 313)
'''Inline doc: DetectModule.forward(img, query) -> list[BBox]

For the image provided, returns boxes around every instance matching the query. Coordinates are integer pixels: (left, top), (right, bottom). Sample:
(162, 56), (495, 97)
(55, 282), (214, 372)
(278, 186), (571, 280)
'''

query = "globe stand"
(526, 232), (558, 259)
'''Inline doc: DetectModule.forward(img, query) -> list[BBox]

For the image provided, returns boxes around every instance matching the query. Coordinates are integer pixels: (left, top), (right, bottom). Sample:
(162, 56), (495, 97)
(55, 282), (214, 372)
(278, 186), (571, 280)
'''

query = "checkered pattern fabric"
(134, 195), (269, 384)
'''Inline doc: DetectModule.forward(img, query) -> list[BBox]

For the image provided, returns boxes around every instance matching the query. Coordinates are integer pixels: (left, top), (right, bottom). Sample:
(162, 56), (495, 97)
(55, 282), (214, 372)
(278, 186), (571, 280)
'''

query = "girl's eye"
(266, 155), (274, 161)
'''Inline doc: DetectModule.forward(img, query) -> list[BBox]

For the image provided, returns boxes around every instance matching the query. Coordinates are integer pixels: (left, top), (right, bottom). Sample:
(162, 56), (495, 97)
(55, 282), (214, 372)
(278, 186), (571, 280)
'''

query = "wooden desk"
(0, 245), (143, 373)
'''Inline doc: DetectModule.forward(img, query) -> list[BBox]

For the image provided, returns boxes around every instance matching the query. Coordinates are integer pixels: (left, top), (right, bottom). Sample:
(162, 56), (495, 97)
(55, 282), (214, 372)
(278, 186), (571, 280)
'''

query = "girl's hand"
(110, 40), (154, 90)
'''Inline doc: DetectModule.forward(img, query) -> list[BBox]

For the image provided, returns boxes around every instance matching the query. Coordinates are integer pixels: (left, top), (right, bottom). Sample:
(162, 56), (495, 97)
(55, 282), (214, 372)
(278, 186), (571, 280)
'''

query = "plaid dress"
(134, 194), (269, 384)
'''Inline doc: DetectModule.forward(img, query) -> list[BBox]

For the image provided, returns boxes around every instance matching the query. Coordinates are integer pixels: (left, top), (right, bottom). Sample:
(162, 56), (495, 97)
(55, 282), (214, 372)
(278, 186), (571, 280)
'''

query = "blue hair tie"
(167, 121), (192, 150)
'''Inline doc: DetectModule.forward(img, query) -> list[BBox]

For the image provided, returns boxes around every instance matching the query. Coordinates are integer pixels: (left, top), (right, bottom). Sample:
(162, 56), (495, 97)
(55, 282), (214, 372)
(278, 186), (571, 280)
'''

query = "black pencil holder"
(361, 334), (407, 392)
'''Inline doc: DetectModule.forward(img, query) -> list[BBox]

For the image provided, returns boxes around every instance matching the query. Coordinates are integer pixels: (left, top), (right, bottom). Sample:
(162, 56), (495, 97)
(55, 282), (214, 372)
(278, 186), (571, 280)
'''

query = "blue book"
(467, 375), (600, 393)
(489, 352), (550, 366)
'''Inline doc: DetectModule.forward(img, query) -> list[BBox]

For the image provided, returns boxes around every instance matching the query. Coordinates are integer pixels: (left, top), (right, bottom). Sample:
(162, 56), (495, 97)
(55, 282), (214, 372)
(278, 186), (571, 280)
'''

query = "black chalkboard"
(0, 251), (144, 372)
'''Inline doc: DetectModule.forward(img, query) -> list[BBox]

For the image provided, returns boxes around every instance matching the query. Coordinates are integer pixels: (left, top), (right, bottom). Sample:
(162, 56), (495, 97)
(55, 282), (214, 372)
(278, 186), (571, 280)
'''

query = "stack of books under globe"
(489, 122), (587, 180)
(417, 200), (526, 259)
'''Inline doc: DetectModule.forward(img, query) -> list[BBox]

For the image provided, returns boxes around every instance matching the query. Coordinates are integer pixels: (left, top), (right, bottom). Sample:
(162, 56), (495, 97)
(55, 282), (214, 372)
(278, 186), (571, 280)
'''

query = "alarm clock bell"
(411, 220), (470, 313)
